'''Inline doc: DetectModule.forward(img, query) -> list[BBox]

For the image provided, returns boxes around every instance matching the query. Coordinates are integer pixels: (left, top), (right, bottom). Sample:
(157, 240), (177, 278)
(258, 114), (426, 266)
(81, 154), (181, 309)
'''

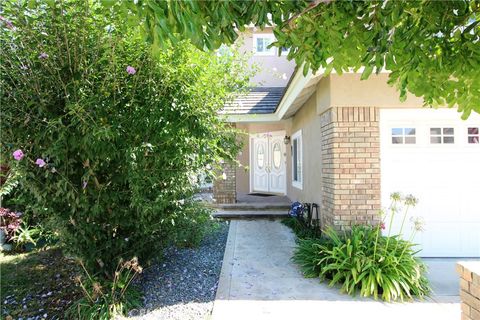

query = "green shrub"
(172, 202), (220, 248)
(293, 193), (430, 302)
(281, 217), (320, 240)
(11, 223), (41, 250)
(1, 0), (252, 277)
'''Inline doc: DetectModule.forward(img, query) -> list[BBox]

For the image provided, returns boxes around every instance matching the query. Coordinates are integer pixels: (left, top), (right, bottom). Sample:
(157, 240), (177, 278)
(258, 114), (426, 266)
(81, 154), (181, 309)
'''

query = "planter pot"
(0, 229), (6, 246)
(1, 243), (13, 252)
(24, 243), (36, 252)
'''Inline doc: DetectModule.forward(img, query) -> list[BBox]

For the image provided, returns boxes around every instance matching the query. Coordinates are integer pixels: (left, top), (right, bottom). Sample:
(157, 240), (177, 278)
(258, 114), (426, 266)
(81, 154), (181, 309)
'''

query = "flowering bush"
(1, 0), (252, 276)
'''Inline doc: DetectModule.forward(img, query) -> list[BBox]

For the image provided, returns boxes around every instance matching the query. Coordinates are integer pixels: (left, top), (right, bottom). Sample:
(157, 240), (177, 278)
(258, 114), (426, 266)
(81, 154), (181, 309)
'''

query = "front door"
(251, 131), (286, 194)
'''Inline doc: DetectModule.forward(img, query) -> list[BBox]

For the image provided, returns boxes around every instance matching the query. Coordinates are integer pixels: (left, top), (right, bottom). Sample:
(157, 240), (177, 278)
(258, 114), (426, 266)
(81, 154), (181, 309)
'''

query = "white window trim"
(291, 130), (303, 190)
(253, 34), (276, 56)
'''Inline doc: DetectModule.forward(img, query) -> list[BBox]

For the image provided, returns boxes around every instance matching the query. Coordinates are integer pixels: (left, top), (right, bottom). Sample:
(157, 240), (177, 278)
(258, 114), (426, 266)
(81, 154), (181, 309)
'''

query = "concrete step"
(213, 210), (288, 219)
(212, 203), (291, 211)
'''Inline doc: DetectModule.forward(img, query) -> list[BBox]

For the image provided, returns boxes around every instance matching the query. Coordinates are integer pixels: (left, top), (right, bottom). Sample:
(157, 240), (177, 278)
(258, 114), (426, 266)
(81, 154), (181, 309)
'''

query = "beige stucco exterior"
(317, 73), (425, 115)
(287, 93), (323, 206)
(235, 73), (423, 201)
(237, 27), (295, 87)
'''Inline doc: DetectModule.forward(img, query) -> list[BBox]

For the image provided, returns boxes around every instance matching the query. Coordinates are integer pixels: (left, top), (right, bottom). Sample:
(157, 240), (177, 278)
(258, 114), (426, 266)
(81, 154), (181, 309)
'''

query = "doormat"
(248, 193), (275, 197)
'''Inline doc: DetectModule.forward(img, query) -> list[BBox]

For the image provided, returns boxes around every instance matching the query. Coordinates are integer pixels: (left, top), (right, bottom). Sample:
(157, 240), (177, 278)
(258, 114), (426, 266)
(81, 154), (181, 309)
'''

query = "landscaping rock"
(129, 221), (229, 320)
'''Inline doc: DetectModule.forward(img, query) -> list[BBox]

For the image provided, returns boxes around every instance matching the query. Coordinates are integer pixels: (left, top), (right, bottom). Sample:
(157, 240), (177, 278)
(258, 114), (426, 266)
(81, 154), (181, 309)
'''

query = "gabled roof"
(221, 87), (286, 115)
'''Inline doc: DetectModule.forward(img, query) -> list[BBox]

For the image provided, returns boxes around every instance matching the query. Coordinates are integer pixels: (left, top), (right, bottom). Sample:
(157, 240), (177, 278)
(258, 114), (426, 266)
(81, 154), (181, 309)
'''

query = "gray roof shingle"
(221, 87), (285, 115)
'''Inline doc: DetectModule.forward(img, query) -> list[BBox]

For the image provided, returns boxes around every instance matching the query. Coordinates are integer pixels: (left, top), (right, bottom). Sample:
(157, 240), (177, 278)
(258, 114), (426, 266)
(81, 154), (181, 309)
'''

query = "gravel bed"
(128, 221), (229, 320)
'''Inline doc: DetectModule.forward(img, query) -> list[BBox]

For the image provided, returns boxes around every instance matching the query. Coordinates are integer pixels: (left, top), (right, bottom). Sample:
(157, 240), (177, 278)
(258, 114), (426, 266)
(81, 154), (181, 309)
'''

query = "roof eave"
(224, 63), (313, 123)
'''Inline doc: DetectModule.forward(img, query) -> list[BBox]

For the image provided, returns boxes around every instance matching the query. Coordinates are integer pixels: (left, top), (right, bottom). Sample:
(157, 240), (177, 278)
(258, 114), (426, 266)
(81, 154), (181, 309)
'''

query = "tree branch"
(282, 0), (332, 29)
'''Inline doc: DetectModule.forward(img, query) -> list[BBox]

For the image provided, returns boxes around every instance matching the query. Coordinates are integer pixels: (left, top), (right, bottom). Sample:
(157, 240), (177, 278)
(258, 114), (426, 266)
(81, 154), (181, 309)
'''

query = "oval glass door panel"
(257, 144), (265, 169)
(273, 143), (281, 169)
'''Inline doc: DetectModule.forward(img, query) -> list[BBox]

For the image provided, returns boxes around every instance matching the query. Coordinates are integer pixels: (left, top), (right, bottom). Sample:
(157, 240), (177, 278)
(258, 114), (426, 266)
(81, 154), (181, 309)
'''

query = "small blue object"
(288, 201), (304, 218)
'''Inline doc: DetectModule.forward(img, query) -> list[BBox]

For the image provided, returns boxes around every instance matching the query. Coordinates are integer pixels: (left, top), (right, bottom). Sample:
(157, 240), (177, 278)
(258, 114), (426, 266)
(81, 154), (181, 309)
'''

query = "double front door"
(251, 131), (286, 194)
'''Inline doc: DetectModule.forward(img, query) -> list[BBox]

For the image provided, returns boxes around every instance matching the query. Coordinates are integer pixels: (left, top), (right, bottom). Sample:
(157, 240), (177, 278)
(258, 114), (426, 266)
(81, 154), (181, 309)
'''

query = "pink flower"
(126, 66), (136, 75)
(0, 16), (14, 29)
(13, 149), (24, 161)
(380, 222), (386, 230)
(38, 52), (49, 59)
(35, 158), (46, 168)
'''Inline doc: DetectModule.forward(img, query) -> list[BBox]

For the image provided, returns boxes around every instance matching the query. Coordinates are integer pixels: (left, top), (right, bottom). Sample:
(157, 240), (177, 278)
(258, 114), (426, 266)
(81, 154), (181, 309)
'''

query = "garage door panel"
(380, 108), (480, 258)
(415, 223), (480, 257)
(414, 223), (462, 257)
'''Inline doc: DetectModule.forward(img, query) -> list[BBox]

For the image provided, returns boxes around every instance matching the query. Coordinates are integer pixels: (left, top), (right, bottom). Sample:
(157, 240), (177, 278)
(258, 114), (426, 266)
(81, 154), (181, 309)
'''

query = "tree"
(108, 0), (480, 118)
(1, 0), (252, 274)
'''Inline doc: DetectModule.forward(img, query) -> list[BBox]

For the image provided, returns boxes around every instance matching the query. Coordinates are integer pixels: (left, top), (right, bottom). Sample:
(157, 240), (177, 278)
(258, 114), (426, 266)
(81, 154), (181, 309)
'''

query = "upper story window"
(253, 34), (276, 56)
(291, 130), (303, 190)
(391, 128), (416, 144)
(468, 127), (479, 144)
(430, 127), (454, 144)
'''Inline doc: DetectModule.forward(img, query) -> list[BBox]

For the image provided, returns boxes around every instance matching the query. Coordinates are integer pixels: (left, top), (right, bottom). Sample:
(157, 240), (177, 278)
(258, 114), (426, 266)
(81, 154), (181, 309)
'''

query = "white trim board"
(291, 129), (303, 190)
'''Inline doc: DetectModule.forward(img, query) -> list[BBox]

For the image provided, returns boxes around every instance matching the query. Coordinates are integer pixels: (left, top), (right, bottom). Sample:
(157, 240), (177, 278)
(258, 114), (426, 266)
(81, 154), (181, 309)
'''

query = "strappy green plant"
(293, 193), (430, 302)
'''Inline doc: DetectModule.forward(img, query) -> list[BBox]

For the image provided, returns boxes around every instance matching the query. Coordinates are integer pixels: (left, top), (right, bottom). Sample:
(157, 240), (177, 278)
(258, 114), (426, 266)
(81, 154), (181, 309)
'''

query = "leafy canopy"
(109, 0), (480, 118)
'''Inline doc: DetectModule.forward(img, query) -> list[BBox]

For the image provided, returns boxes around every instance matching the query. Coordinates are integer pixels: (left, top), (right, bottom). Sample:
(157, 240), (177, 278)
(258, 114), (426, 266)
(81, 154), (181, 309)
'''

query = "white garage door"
(380, 109), (480, 257)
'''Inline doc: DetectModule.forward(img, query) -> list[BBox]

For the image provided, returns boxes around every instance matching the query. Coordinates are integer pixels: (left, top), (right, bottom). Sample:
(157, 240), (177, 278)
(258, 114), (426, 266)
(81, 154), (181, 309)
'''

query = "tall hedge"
(0, 1), (251, 274)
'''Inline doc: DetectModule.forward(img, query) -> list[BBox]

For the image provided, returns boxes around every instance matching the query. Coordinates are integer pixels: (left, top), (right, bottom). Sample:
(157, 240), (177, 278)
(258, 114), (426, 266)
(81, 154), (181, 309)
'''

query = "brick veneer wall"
(320, 106), (381, 231)
(457, 262), (480, 320)
(213, 161), (236, 204)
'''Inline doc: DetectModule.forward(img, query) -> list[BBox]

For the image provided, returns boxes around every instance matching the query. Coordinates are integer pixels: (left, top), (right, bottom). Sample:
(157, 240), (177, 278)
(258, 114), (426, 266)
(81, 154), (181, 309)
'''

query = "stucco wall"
(316, 73), (425, 115)
(287, 94), (323, 207)
(237, 28), (295, 87)
(236, 122), (289, 195)
(233, 73), (428, 206)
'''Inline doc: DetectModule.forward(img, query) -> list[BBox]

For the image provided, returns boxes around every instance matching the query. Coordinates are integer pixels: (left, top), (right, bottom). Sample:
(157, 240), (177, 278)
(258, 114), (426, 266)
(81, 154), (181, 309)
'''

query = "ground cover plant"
(1, 1), (252, 317)
(281, 216), (319, 240)
(291, 193), (430, 302)
(0, 248), (82, 319)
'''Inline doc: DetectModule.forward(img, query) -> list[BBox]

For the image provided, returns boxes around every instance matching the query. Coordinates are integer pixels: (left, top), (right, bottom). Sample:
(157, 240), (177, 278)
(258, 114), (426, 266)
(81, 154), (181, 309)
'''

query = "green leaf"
(361, 65), (374, 80)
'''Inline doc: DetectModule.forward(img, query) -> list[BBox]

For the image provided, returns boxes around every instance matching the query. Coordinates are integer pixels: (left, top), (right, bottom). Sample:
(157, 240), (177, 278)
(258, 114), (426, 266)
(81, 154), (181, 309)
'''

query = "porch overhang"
(225, 64), (319, 123)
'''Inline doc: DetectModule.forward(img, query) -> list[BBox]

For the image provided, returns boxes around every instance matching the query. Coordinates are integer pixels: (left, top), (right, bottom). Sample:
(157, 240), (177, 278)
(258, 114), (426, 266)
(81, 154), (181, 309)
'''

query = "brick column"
(457, 262), (480, 320)
(320, 107), (381, 231)
(213, 161), (236, 204)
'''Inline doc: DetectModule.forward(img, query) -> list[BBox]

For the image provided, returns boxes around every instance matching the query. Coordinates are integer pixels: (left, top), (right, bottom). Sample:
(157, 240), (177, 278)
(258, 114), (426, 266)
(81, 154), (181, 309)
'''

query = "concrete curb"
(214, 220), (237, 301)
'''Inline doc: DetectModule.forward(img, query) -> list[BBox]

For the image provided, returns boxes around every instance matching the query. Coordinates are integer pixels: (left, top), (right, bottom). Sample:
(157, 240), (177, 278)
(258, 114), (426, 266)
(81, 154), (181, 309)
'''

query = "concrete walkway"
(211, 219), (460, 320)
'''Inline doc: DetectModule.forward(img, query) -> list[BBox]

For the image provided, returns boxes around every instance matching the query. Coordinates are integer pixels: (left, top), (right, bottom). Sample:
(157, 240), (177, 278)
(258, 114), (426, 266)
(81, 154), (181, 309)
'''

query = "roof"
(221, 87), (286, 115)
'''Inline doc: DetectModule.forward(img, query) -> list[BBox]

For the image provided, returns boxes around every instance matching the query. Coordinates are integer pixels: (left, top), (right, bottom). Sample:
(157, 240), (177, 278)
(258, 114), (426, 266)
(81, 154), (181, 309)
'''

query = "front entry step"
(213, 209), (288, 219)
(213, 203), (290, 211)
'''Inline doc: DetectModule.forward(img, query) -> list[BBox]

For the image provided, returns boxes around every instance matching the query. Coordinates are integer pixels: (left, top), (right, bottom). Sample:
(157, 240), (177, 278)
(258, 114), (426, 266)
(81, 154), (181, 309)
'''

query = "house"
(213, 27), (480, 258)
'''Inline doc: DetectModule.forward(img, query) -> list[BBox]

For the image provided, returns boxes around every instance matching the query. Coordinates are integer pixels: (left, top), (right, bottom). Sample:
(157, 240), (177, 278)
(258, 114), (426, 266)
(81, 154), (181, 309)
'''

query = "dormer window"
(253, 34), (276, 56)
